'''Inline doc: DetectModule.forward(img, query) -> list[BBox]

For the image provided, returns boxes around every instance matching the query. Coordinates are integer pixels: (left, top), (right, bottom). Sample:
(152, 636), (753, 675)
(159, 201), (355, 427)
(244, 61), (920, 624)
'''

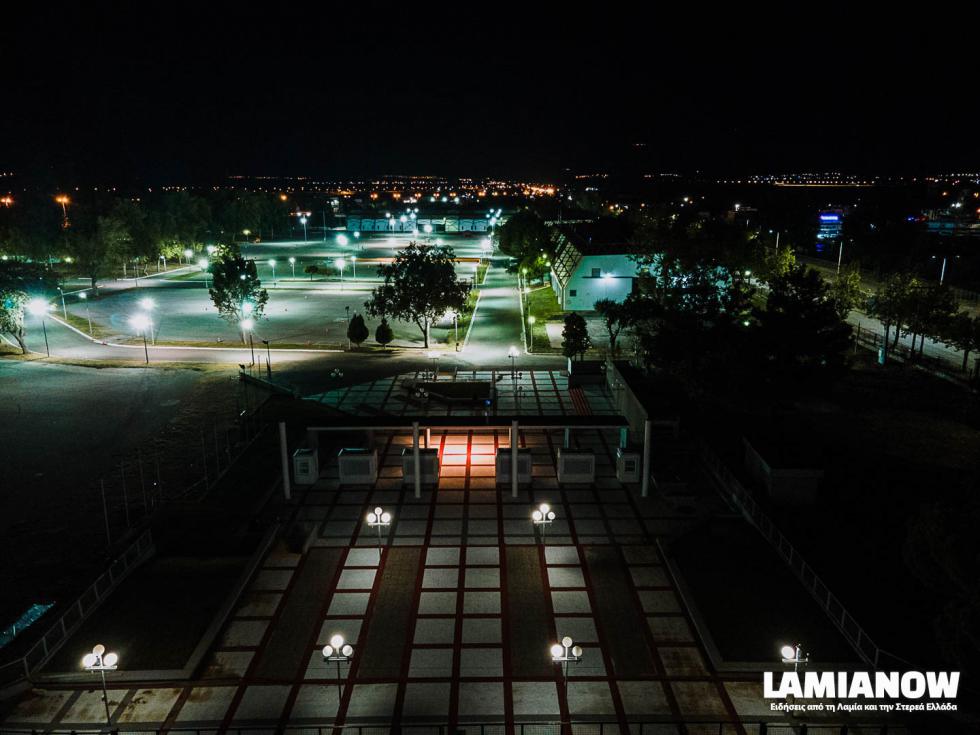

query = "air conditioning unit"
(402, 447), (440, 486)
(557, 448), (595, 484)
(292, 448), (319, 485)
(337, 448), (379, 486)
(495, 448), (533, 485)
(616, 448), (641, 483)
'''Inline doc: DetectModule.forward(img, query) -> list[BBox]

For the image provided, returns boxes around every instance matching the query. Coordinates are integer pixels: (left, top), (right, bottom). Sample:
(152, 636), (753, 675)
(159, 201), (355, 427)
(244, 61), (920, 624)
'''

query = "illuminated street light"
(241, 317), (255, 365)
(781, 643), (809, 672)
(299, 216), (308, 241)
(55, 194), (70, 227)
(531, 502), (556, 544)
(78, 291), (93, 335)
(322, 634), (354, 700)
(337, 234), (349, 247)
(427, 350), (439, 380)
(551, 635), (583, 701)
(288, 256), (296, 278)
(129, 312), (152, 364)
(82, 644), (118, 726)
(206, 245), (217, 255)
(508, 344), (520, 379)
(139, 297), (155, 312)
(197, 259), (210, 289)
(351, 255), (357, 281)
(335, 257), (346, 291)
(366, 506), (392, 559)
(27, 298), (52, 356)
(183, 248), (193, 261)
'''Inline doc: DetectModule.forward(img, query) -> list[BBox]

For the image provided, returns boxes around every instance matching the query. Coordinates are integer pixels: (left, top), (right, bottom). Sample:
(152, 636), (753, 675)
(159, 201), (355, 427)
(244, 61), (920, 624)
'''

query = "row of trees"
(0, 190), (313, 289)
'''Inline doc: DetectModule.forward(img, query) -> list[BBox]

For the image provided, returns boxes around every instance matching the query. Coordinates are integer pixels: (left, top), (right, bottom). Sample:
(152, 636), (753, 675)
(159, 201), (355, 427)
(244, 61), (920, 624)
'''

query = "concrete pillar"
(412, 421), (421, 499)
(278, 421), (291, 501)
(425, 427), (431, 449)
(641, 419), (652, 498)
(619, 427), (628, 450)
(563, 427), (571, 449)
(511, 420), (519, 498)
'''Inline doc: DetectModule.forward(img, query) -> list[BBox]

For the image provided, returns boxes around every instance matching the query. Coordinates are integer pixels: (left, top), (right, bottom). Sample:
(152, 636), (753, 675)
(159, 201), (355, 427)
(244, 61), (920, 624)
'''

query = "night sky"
(2, 3), (978, 184)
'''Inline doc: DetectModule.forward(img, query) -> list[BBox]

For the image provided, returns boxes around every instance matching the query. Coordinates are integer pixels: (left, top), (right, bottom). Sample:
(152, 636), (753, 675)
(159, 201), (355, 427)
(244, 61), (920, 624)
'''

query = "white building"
(550, 222), (642, 310)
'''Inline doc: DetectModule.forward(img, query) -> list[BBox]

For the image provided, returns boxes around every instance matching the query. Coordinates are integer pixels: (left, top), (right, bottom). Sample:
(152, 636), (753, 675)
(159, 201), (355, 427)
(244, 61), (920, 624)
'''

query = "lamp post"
(261, 339), (272, 374)
(508, 345), (519, 379)
(300, 216), (308, 242)
(139, 297), (156, 344)
(82, 644), (118, 727)
(27, 299), (51, 356)
(531, 502), (556, 544)
(366, 506), (391, 560)
(780, 643), (808, 673)
(550, 636), (582, 702)
(335, 258), (346, 292)
(55, 194), (70, 228)
(427, 350), (439, 381)
(322, 634), (354, 701)
(242, 318), (255, 365)
(351, 255), (357, 281)
(79, 291), (93, 335)
(129, 312), (152, 364)
(57, 287), (67, 319)
(526, 315), (536, 353)
(183, 248), (193, 265)
(452, 311), (459, 351)
(268, 259), (277, 288)
(198, 258), (210, 289)
(289, 256), (296, 279)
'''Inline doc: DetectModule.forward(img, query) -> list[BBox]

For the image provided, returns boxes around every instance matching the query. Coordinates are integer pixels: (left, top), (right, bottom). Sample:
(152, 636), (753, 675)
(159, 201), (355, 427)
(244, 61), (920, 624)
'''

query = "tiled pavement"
(4, 426), (782, 733)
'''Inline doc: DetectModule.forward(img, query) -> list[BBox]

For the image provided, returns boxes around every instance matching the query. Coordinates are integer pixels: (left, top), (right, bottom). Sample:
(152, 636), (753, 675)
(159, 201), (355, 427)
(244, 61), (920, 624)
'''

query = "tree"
(305, 264), (319, 281)
(755, 264), (852, 386)
(375, 318), (394, 350)
(0, 261), (55, 353)
(208, 246), (268, 342)
(68, 214), (129, 290)
(593, 298), (632, 356)
(940, 312), (980, 374)
(495, 209), (554, 277)
(867, 272), (916, 363)
(561, 312), (591, 360)
(829, 266), (864, 321)
(347, 313), (369, 348)
(903, 282), (957, 359)
(364, 242), (468, 348)
(0, 289), (28, 353)
(762, 244), (797, 283)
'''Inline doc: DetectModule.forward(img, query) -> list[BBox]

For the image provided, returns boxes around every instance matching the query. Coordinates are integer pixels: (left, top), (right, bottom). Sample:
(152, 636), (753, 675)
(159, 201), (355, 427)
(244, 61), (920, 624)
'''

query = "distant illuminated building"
(815, 209), (845, 251)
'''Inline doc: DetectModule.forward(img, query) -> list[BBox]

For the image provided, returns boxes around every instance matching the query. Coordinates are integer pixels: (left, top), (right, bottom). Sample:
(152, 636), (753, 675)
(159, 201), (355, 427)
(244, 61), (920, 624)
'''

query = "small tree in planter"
(347, 313), (369, 348)
(304, 264), (319, 281)
(375, 317), (394, 350)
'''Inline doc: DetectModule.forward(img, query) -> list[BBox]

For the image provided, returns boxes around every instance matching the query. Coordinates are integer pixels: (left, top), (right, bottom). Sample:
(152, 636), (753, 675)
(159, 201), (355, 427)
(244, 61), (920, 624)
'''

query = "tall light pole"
(139, 297), (156, 344)
(57, 287), (67, 319)
(351, 255), (357, 281)
(300, 216), (308, 242)
(242, 318), (255, 366)
(129, 313), (152, 364)
(55, 194), (70, 228)
(82, 644), (118, 727)
(550, 636), (582, 703)
(335, 258), (346, 292)
(531, 502), (556, 544)
(268, 259), (277, 288)
(427, 350), (439, 380)
(79, 291), (93, 335)
(508, 345), (519, 379)
(262, 338), (272, 375)
(27, 299), (51, 356)
(289, 256), (296, 278)
(366, 506), (391, 560)
(198, 259), (210, 289)
(322, 634), (354, 701)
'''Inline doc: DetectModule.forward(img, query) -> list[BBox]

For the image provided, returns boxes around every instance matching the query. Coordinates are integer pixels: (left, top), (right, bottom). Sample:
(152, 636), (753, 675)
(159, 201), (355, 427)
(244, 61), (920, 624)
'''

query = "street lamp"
(780, 643), (808, 672)
(57, 287), (67, 319)
(138, 298), (156, 344)
(268, 259), (277, 287)
(82, 644), (118, 727)
(351, 255), (357, 281)
(550, 636), (582, 701)
(366, 506), (391, 559)
(336, 234), (349, 247)
(198, 258), (210, 289)
(55, 194), (70, 227)
(322, 634), (354, 700)
(289, 256), (296, 278)
(27, 298), (52, 356)
(531, 502), (556, 544)
(427, 350), (439, 380)
(183, 248), (193, 263)
(508, 345), (519, 379)
(79, 291), (93, 335)
(335, 258), (346, 291)
(129, 312), (152, 364)
(450, 310), (459, 351)
(242, 317), (255, 365)
(261, 339), (272, 375)
(300, 216), (308, 241)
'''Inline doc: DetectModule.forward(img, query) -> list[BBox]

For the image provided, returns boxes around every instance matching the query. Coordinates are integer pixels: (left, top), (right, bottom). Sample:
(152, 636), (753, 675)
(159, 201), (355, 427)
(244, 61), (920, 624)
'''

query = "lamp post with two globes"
(366, 506), (391, 560)
(82, 644), (118, 727)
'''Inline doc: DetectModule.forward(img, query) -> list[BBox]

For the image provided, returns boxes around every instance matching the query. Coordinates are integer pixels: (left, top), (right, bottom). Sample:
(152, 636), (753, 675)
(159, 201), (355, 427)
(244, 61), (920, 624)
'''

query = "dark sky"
(2, 3), (978, 184)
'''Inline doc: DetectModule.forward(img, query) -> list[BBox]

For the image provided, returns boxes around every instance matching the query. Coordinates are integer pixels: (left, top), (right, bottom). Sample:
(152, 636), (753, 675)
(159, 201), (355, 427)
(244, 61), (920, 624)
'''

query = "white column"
(278, 421), (291, 501)
(413, 421), (421, 499)
(425, 427), (431, 449)
(641, 419), (652, 498)
(511, 420), (519, 498)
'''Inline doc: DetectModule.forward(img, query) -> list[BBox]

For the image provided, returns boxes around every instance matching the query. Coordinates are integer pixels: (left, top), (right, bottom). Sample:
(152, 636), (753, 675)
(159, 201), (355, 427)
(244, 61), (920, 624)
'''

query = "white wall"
(556, 254), (636, 310)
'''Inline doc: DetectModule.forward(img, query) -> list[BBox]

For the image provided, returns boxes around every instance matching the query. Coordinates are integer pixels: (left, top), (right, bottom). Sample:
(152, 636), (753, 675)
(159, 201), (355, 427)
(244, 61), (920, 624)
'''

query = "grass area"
(117, 337), (345, 351)
(60, 310), (114, 340)
(449, 288), (482, 348)
(525, 284), (564, 352)
(476, 261), (490, 286)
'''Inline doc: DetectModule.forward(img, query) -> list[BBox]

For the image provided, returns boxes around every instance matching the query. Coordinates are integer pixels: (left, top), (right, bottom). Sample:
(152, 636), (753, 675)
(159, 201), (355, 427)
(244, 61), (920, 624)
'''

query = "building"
(816, 208), (845, 243)
(549, 220), (642, 310)
(346, 208), (509, 234)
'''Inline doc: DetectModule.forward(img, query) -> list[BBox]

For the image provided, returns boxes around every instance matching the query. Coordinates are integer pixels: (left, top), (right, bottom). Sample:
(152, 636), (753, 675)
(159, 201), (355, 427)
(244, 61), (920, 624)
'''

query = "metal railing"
(699, 443), (914, 671)
(0, 530), (154, 690)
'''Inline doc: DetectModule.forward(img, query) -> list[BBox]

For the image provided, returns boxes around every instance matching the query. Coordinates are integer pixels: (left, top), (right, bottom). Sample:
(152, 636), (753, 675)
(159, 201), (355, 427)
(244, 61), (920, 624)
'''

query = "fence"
(699, 444), (914, 672)
(0, 530), (154, 689)
(0, 722), (911, 735)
